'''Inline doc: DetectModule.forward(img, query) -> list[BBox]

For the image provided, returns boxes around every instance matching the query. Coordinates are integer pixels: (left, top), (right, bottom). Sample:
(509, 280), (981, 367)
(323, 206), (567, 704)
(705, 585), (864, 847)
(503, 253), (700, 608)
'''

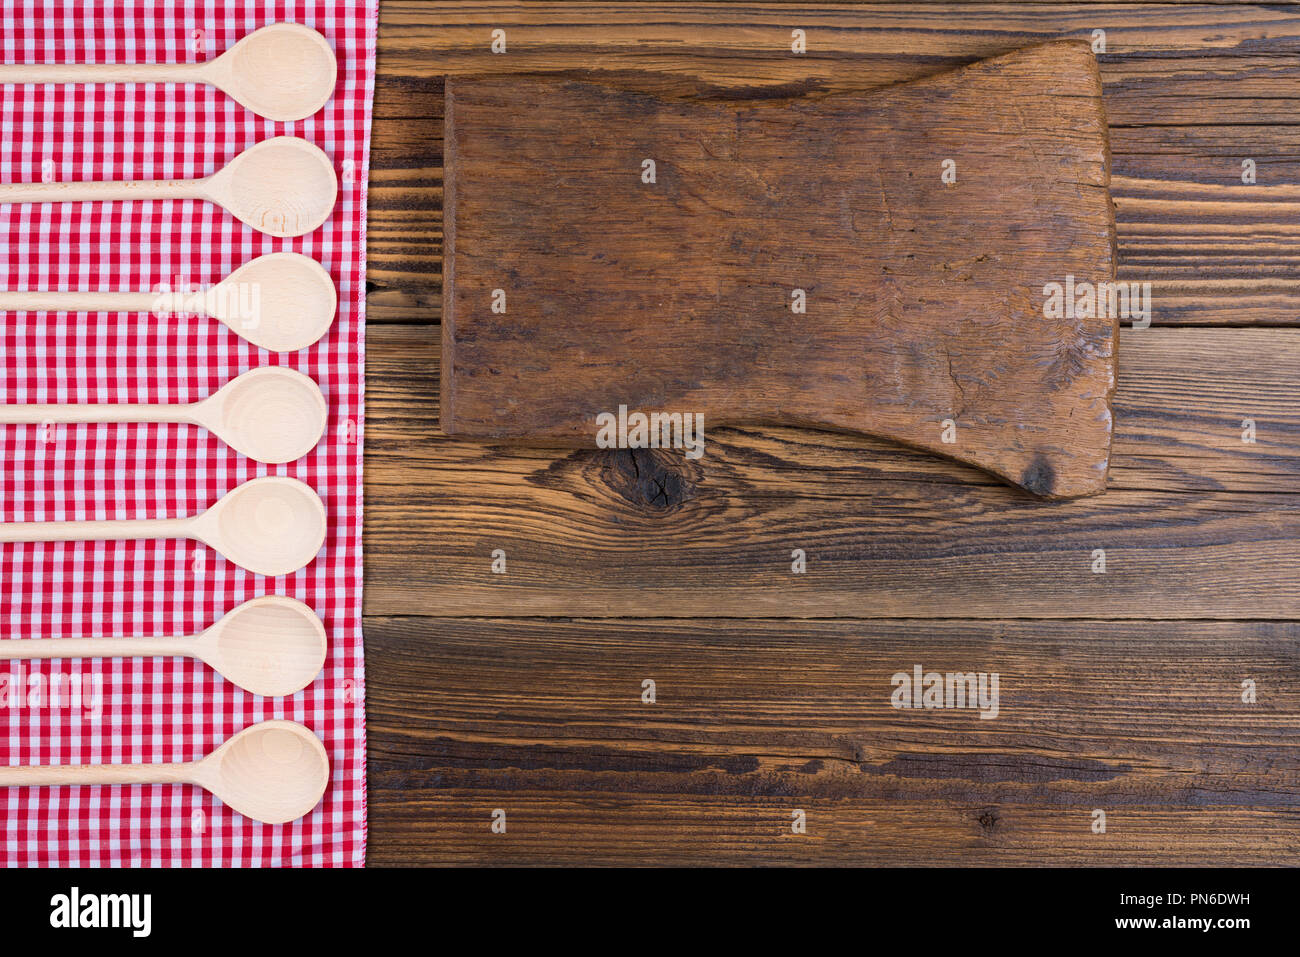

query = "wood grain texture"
(365, 616), (1300, 865)
(370, 2), (1300, 326)
(364, 1), (1300, 866)
(365, 323), (1300, 618)
(443, 42), (1116, 498)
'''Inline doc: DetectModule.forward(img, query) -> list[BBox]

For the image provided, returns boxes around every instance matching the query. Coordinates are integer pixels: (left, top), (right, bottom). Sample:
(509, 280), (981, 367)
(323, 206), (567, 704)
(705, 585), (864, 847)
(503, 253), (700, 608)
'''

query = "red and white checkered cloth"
(0, 1), (374, 866)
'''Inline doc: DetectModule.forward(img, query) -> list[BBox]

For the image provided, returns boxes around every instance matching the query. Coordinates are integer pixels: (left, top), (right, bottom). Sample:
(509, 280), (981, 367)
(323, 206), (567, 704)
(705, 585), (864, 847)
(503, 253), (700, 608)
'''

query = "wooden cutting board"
(442, 40), (1116, 499)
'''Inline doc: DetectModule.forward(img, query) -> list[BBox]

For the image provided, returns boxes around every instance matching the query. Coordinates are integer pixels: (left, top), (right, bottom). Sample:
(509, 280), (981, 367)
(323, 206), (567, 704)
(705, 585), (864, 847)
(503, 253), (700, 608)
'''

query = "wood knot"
(977, 808), (1001, 833)
(600, 448), (695, 511)
(1019, 454), (1056, 497)
(526, 446), (705, 521)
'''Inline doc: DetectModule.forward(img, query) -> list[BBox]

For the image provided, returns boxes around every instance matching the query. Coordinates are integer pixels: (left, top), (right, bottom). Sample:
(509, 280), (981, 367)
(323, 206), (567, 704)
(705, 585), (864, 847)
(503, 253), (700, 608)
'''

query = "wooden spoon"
(0, 137), (337, 237)
(0, 476), (326, 577)
(0, 23), (337, 122)
(0, 367), (327, 464)
(0, 253), (338, 352)
(0, 596), (326, 697)
(0, 720), (330, 825)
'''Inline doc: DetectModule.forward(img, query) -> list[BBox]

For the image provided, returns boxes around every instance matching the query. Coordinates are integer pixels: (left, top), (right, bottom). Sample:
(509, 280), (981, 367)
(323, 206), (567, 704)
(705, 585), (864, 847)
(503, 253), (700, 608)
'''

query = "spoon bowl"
(212, 24), (337, 122)
(198, 596), (327, 697)
(206, 137), (338, 237)
(196, 477), (326, 577)
(197, 367), (327, 463)
(194, 721), (330, 825)
(209, 253), (337, 352)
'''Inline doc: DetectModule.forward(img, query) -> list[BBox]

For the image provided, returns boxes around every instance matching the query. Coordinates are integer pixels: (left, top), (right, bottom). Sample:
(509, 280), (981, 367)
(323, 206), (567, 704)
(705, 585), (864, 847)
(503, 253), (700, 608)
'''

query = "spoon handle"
(0, 176), (200, 205)
(0, 516), (194, 544)
(0, 62), (201, 86)
(0, 401), (196, 426)
(0, 760), (192, 788)
(0, 636), (192, 660)
(0, 290), (161, 314)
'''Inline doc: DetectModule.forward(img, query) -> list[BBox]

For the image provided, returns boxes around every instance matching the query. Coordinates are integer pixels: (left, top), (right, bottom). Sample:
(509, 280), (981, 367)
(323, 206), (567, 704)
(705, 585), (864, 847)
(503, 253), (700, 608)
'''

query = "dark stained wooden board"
(364, 1), (1300, 865)
(443, 42), (1117, 498)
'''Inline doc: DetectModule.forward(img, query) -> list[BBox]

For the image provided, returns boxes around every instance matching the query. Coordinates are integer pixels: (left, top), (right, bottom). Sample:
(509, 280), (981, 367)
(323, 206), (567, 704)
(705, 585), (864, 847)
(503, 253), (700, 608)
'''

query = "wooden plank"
(379, 3), (1300, 83)
(370, 796), (1300, 866)
(368, 3), (1300, 326)
(363, 323), (1300, 617)
(365, 616), (1300, 865)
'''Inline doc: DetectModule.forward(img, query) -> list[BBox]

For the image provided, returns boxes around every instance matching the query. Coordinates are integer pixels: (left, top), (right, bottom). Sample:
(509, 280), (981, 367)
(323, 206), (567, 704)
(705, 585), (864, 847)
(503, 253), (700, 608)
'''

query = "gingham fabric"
(0, 1), (373, 866)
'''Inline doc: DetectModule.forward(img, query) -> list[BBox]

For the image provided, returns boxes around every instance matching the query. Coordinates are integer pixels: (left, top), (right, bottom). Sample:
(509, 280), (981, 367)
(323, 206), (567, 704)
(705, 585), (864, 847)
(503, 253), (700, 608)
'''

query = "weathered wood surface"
(366, 324), (1300, 619)
(370, 1), (1300, 326)
(366, 616), (1300, 866)
(443, 43), (1117, 498)
(364, 1), (1300, 865)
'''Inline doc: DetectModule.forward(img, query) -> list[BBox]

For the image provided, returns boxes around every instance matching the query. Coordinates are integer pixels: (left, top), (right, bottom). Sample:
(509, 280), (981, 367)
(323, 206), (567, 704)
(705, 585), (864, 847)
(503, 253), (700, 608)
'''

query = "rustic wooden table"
(363, 1), (1300, 865)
